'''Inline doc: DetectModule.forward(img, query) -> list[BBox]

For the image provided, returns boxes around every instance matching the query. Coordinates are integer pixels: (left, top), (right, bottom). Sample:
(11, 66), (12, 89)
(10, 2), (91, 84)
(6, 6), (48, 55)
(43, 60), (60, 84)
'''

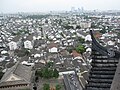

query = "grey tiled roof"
(13, 62), (32, 82)
(12, 35), (21, 42)
(0, 80), (28, 87)
(25, 35), (33, 41)
(0, 62), (32, 86)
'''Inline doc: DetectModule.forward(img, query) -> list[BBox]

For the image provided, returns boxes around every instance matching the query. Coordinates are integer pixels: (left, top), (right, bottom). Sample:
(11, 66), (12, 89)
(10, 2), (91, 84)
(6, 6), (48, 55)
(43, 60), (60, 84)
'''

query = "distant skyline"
(0, 0), (120, 13)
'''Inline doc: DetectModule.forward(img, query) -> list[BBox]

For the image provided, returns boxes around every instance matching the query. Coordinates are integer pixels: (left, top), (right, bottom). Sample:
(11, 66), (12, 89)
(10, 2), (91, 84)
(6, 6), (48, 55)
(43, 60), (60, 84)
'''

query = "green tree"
(75, 44), (86, 54)
(67, 48), (73, 53)
(46, 62), (54, 68)
(43, 68), (50, 78)
(76, 25), (81, 29)
(78, 37), (85, 43)
(53, 69), (59, 78)
(48, 69), (54, 78)
(91, 22), (98, 29)
(35, 63), (59, 79)
(100, 29), (106, 34)
(43, 83), (50, 90)
(35, 68), (51, 79)
(56, 84), (61, 90)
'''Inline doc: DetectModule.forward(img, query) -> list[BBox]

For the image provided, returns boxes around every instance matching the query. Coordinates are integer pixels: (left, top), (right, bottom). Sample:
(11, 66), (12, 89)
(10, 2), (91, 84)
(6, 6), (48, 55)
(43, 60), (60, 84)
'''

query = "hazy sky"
(0, 0), (120, 13)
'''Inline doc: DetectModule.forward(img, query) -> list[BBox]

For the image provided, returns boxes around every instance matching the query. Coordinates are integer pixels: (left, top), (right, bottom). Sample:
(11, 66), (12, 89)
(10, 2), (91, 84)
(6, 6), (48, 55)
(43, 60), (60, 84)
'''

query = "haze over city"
(0, 0), (120, 13)
(1, 0), (120, 90)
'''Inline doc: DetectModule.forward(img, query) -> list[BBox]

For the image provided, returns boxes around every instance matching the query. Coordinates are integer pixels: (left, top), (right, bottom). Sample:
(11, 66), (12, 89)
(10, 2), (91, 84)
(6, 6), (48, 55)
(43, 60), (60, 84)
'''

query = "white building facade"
(24, 40), (33, 49)
(8, 41), (17, 50)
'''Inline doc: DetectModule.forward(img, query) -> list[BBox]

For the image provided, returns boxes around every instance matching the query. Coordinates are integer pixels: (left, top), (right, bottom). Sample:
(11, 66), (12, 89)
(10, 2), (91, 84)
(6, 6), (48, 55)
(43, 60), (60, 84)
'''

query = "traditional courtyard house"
(0, 62), (33, 90)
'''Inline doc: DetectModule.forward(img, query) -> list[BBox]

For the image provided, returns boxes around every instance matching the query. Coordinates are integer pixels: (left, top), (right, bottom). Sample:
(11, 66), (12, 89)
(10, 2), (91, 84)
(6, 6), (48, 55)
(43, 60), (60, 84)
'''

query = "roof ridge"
(13, 73), (30, 83)
(12, 61), (20, 74)
(0, 61), (20, 83)
(90, 30), (108, 55)
(12, 62), (32, 83)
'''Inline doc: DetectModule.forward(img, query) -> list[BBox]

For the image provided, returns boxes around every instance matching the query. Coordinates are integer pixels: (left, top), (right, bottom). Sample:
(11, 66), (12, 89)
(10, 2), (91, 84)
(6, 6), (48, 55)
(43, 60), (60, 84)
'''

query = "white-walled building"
(8, 41), (17, 50)
(24, 40), (33, 49)
(85, 35), (92, 42)
(107, 40), (115, 46)
(80, 22), (91, 29)
(49, 47), (58, 53)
